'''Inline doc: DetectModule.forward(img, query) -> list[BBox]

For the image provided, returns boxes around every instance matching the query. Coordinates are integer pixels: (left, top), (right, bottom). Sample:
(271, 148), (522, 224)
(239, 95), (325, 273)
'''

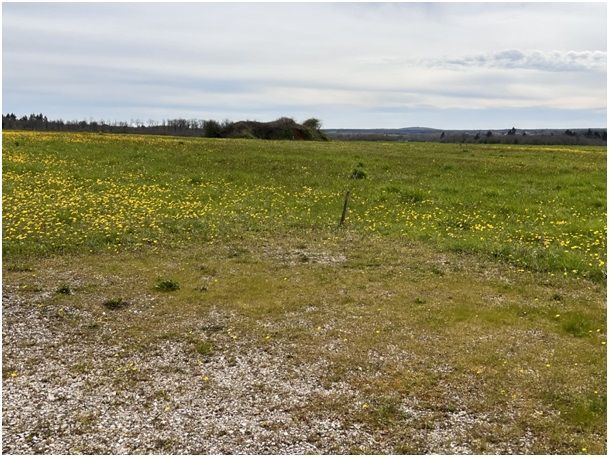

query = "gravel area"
(3, 282), (540, 454)
(2, 288), (383, 454)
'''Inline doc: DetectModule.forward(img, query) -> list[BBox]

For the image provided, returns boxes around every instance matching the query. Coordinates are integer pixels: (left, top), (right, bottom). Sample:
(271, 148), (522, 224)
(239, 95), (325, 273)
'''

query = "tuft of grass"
(155, 278), (180, 292)
(193, 340), (214, 356)
(6, 263), (33, 272)
(399, 188), (425, 204)
(56, 284), (72, 295)
(102, 297), (130, 310)
(76, 413), (97, 427)
(369, 397), (407, 426)
(350, 163), (367, 180)
(561, 314), (594, 337)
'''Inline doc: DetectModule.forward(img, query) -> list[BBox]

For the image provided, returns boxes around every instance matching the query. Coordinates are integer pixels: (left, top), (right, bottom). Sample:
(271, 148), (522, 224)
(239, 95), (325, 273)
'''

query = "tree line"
(1, 113), (326, 140)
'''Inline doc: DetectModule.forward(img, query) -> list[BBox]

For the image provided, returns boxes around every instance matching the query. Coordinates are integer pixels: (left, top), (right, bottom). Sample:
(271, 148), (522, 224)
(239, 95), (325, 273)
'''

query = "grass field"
(2, 131), (607, 453)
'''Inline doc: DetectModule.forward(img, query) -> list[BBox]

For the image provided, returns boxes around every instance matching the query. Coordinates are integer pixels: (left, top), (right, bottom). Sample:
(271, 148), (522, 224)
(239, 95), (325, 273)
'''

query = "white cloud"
(2, 2), (606, 128)
(425, 49), (607, 72)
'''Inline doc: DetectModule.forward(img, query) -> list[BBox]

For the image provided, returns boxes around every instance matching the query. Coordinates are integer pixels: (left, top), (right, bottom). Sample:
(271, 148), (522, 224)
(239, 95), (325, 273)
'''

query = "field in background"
(2, 131), (607, 454)
(3, 131), (606, 279)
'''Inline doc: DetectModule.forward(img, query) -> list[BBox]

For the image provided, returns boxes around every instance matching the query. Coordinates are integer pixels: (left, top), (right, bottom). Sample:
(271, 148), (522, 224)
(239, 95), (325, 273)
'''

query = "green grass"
(2, 131), (606, 453)
(2, 131), (606, 280)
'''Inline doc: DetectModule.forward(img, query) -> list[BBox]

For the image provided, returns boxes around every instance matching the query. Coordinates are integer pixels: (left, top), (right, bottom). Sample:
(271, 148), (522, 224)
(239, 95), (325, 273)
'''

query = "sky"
(2, 2), (607, 129)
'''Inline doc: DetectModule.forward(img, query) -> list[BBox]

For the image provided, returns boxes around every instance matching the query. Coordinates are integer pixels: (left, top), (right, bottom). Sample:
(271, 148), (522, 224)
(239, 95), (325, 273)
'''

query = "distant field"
(3, 131), (606, 279)
(2, 131), (606, 454)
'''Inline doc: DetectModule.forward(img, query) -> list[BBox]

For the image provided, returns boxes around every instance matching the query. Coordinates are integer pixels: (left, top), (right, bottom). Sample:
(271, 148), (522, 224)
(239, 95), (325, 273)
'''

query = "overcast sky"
(3, 2), (607, 129)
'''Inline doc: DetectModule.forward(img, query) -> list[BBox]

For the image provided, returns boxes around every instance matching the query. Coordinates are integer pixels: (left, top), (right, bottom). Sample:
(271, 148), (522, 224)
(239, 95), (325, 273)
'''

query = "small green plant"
(561, 314), (593, 337)
(155, 278), (180, 292)
(399, 189), (425, 204)
(103, 298), (130, 310)
(56, 284), (72, 295)
(350, 163), (367, 180)
(76, 413), (97, 427)
(6, 263), (33, 272)
(194, 340), (214, 356)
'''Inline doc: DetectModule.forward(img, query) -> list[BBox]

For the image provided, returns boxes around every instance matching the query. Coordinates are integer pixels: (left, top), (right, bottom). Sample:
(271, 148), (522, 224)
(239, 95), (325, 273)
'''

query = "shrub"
(350, 163), (367, 180)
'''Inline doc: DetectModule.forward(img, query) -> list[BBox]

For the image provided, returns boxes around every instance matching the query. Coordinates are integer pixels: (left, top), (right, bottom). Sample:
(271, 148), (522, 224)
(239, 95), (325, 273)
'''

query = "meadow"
(2, 131), (607, 454)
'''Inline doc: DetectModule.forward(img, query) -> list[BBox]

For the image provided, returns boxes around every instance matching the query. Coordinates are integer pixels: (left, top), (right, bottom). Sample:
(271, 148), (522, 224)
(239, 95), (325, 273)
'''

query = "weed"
(350, 163), (367, 180)
(155, 278), (180, 292)
(76, 413), (97, 427)
(399, 188), (425, 204)
(193, 340), (214, 356)
(431, 266), (445, 276)
(561, 314), (593, 337)
(56, 284), (72, 295)
(6, 264), (33, 272)
(102, 298), (130, 310)
(371, 397), (406, 425)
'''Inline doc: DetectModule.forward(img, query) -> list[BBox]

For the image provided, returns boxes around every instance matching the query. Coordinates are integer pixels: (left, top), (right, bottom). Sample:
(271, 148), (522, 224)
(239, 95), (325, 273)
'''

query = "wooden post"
(339, 190), (350, 226)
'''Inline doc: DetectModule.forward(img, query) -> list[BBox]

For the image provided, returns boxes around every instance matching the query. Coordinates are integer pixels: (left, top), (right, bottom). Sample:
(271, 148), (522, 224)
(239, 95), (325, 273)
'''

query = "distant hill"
(323, 126), (441, 135)
(322, 127), (607, 146)
(396, 127), (442, 134)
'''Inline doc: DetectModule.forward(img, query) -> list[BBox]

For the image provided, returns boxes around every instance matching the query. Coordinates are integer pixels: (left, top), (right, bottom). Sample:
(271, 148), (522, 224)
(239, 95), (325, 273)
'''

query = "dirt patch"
(265, 247), (347, 266)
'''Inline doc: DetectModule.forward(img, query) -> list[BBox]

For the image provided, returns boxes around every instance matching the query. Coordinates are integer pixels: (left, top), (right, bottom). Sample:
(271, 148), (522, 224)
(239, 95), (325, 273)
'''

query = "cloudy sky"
(3, 2), (607, 129)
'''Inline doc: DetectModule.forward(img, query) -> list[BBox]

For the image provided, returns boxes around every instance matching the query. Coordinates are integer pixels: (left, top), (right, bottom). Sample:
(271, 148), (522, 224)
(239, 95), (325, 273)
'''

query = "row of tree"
(2, 113), (326, 140)
(3, 113), (606, 145)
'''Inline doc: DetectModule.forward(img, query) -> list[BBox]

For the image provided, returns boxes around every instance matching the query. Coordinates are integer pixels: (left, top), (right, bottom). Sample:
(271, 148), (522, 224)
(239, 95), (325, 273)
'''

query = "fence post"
(339, 190), (351, 226)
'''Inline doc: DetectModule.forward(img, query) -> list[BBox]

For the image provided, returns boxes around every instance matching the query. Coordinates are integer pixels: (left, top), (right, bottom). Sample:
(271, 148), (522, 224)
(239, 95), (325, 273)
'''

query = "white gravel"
(2, 288), (384, 454)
